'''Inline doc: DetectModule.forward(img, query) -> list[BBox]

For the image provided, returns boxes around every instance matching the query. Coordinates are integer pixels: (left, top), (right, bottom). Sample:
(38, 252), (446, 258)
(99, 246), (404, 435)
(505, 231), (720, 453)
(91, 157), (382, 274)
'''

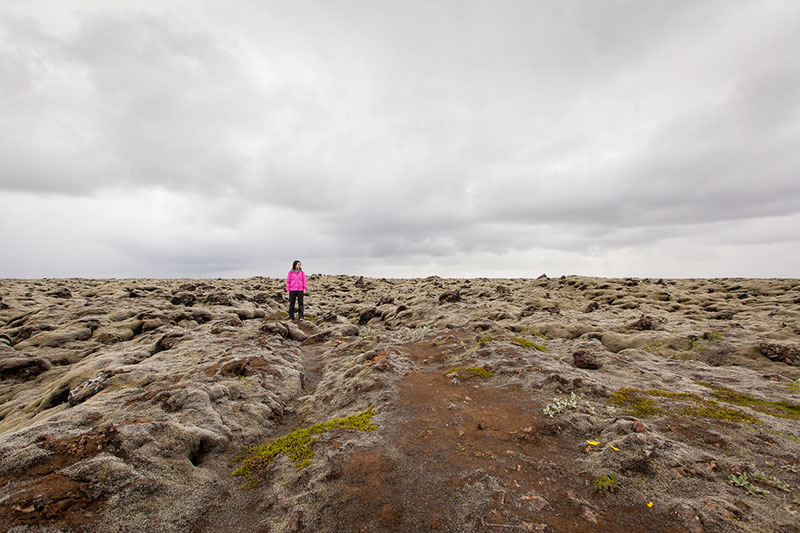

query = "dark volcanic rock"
(253, 292), (272, 304)
(572, 350), (602, 369)
(47, 288), (72, 299)
(759, 343), (799, 365)
(439, 291), (461, 304)
(170, 292), (196, 306)
(630, 315), (655, 331)
(0, 353), (52, 380)
(153, 332), (185, 353)
(204, 292), (232, 306)
(358, 307), (379, 325)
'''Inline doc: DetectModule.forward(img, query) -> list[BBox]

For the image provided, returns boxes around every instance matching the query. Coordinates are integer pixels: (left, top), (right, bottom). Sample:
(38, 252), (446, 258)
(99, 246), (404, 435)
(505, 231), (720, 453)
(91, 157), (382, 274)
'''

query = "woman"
(286, 260), (307, 320)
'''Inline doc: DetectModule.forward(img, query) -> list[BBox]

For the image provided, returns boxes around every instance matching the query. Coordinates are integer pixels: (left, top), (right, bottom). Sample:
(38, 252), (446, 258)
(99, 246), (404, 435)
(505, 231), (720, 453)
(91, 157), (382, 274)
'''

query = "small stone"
(573, 350), (602, 369)
(288, 510), (303, 531)
(630, 314), (655, 330)
(582, 506), (598, 524)
(632, 421), (649, 433)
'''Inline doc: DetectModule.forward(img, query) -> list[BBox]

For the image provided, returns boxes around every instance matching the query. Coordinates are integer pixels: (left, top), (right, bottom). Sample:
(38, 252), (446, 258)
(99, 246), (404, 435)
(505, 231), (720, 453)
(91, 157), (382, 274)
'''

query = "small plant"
(531, 329), (548, 339)
(604, 406), (617, 418)
(729, 471), (750, 487)
(704, 331), (723, 342)
(475, 334), (492, 345)
(767, 476), (791, 492)
(584, 401), (596, 416)
(544, 392), (578, 417)
(690, 339), (707, 353)
(393, 325), (432, 342)
(513, 336), (548, 352)
(784, 379), (800, 393)
(594, 473), (621, 492)
(745, 484), (769, 497)
(644, 340), (664, 355)
(788, 497), (800, 517)
(729, 471), (769, 497)
(358, 326), (383, 337)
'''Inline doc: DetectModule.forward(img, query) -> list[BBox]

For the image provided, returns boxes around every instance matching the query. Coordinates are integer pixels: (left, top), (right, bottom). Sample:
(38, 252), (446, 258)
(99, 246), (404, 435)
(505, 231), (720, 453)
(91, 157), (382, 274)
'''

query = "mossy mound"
(444, 366), (494, 380)
(232, 407), (377, 489)
(608, 387), (761, 424)
(696, 382), (800, 421)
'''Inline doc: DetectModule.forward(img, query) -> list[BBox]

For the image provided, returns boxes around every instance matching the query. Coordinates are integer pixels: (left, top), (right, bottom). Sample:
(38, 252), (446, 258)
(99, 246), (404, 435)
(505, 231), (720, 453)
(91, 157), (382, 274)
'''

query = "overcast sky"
(1, 1), (799, 279)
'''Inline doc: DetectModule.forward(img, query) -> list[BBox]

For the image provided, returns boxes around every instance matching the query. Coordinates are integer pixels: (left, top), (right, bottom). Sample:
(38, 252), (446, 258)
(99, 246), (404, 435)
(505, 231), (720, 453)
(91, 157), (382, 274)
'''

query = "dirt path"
(317, 335), (686, 532)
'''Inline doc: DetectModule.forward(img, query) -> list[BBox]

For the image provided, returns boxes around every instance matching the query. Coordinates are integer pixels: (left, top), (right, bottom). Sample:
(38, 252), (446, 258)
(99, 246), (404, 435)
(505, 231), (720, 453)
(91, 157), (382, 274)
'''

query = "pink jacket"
(286, 270), (307, 292)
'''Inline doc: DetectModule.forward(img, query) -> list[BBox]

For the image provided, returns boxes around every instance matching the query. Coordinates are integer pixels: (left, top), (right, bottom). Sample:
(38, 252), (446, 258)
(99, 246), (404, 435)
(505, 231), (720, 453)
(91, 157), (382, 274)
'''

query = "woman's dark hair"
(292, 260), (302, 270)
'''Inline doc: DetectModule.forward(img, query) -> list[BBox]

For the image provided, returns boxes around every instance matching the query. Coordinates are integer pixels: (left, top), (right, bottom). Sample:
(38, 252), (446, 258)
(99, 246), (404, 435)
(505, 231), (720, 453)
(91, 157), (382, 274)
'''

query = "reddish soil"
(0, 424), (128, 531)
(322, 336), (685, 532)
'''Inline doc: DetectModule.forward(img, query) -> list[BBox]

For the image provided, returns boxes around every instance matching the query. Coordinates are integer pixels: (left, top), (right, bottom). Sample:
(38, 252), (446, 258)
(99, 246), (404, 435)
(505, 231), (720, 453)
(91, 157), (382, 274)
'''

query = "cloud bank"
(1, 1), (799, 278)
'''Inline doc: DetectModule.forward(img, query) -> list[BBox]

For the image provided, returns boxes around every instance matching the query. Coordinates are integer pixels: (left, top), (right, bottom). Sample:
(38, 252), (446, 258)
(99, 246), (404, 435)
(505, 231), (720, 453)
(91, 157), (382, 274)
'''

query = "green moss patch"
(608, 388), (663, 417)
(608, 387), (760, 424)
(444, 366), (494, 380)
(232, 407), (377, 489)
(513, 336), (548, 352)
(696, 382), (800, 421)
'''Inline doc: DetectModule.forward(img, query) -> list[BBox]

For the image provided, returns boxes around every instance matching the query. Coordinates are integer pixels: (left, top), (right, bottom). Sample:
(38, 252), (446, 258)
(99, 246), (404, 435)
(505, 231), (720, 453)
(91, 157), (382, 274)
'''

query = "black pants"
(288, 291), (304, 319)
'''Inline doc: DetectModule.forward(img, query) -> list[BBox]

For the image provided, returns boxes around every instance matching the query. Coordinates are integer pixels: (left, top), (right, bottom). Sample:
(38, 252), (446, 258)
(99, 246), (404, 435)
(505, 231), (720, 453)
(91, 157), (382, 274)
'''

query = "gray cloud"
(1, 1), (799, 277)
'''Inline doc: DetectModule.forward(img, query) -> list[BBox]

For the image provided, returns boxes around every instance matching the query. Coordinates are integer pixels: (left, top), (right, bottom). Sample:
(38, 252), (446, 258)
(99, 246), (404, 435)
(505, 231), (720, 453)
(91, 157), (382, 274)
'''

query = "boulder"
(0, 355), (52, 380)
(204, 292), (232, 306)
(438, 291), (461, 304)
(47, 287), (72, 298)
(630, 315), (655, 331)
(170, 292), (196, 306)
(573, 350), (602, 369)
(14, 327), (92, 349)
(759, 343), (799, 365)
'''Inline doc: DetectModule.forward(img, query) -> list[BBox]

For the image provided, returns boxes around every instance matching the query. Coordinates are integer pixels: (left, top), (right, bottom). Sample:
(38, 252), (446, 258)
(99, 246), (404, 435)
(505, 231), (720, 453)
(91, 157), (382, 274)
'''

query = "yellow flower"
(647, 501), (654, 508)
(586, 440), (600, 446)
(609, 445), (620, 451)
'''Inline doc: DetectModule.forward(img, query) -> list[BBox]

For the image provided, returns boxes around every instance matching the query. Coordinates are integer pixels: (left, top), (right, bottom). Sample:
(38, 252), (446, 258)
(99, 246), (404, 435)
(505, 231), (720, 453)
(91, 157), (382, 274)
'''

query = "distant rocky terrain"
(1, 275), (799, 532)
